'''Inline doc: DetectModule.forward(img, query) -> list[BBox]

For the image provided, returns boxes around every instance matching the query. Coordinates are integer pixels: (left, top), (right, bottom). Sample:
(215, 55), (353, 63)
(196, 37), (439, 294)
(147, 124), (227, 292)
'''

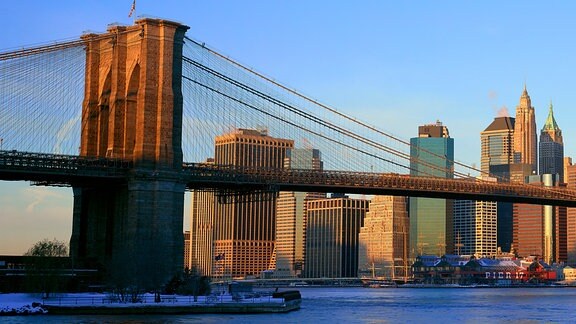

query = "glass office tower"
(409, 121), (454, 257)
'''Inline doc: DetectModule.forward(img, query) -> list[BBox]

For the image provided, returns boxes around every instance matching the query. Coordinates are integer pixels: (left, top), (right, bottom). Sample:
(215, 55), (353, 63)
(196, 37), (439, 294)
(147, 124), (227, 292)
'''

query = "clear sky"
(2, 1), (576, 254)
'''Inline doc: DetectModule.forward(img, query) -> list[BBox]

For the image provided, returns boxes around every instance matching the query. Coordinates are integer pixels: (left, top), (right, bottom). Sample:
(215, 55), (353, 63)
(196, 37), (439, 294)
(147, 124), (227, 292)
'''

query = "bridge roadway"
(2, 150), (576, 207)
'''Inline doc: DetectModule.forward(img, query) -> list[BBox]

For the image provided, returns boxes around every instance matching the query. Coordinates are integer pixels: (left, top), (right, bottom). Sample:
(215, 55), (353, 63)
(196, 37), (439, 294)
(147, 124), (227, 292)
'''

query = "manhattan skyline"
(2, 1), (576, 254)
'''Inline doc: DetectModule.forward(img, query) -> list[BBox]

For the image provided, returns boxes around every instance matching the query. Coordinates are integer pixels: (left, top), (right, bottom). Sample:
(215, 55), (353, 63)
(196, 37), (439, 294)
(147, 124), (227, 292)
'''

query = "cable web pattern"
(182, 38), (479, 178)
(0, 44), (85, 155)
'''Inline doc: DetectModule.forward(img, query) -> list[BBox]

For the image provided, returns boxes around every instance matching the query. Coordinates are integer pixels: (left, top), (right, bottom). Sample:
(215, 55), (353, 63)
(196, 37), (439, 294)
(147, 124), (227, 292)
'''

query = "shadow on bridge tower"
(70, 18), (189, 289)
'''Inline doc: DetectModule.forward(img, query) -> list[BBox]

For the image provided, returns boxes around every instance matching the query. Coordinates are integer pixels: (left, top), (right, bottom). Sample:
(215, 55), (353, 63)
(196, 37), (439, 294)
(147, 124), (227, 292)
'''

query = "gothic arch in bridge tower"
(125, 63), (139, 159)
(98, 71), (111, 157)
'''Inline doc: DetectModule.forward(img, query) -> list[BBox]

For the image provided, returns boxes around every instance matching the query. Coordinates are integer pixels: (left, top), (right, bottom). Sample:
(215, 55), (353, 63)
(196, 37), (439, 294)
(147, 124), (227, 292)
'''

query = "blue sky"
(2, 1), (576, 254)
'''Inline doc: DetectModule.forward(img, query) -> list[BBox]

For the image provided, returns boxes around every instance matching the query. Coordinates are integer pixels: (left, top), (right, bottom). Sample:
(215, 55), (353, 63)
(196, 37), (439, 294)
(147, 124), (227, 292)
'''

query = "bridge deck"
(1, 151), (575, 207)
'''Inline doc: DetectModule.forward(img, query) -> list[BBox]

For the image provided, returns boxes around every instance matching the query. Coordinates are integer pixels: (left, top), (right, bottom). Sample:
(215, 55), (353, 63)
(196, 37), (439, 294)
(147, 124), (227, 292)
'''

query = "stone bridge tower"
(70, 18), (189, 288)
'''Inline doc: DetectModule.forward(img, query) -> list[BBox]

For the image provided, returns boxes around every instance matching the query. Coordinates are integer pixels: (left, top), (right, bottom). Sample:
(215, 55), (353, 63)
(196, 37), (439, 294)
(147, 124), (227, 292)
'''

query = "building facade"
(358, 195), (409, 280)
(184, 231), (191, 270)
(513, 174), (561, 264)
(565, 162), (576, 265)
(304, 197), (368, 278)
(513, 85), (538, 174)
(453, 197), (497, 257)
(480, 116), (515, 252)
(275, 148), (325, 278)
(409, 121), (454, 257)
(211, 129), (293, 279)
(189, 188), (215, 276)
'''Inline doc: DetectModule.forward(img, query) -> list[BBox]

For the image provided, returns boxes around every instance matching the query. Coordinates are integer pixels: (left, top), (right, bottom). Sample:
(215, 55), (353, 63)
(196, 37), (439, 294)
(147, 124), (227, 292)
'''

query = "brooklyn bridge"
(1, 18), (575, 286)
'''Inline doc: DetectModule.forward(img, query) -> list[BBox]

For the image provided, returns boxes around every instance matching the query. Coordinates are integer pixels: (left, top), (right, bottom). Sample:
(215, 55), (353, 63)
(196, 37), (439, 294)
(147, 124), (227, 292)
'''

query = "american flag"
(128, 0), (136, 18)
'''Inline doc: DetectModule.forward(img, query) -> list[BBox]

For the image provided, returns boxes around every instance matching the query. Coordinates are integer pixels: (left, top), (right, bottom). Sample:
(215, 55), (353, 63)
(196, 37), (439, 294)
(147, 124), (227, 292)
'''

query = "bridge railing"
(0, 150), (132, 177)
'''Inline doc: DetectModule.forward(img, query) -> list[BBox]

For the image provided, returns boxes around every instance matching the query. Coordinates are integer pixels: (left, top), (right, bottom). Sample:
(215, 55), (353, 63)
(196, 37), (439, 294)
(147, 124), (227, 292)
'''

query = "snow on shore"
(1, 291), (284, 315)
(0, 294), (47, 315)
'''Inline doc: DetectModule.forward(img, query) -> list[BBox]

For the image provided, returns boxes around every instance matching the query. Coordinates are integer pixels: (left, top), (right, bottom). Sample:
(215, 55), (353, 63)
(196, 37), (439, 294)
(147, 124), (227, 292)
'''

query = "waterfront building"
(513, 85), (538, 174)
(539, 102), (564, 182)
(358, 195), (409, 280)
(212, 129), (293, 279)
(453, 194), (497, 257)
(411, 255), (557, 285)
(304, 196), (368, 278)
(480, 116), (515, 252)
(275, 148), (325, 278)
(184, 231), (191, 270)
(409, 121), (454, 257)
(564, 266), (576, 282)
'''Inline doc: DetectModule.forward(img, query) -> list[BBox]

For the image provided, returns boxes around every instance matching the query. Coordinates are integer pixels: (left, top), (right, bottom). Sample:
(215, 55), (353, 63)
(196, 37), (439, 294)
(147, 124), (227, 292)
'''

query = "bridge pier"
(70, 18), (189, 288)
(70, 174), (185, 289)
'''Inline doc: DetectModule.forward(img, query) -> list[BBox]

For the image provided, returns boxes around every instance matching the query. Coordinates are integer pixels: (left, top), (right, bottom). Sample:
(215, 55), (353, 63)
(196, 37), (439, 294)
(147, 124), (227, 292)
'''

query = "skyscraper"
(189, 188), (215, 276)
(539, 103), (565, 264)
(358, 195), (409, 279)
(275, 148), (325, 278)
(480, 116), (515, 252)
(539, 102), (564, 182)
(513, 174), (560, 263)
(565, 161), (576, 264)
(304, 196), (368, 278)
(211, 129), (293, 279)
(481, 116), (515, 180)
(409, 121), (454, 257)
(453, 195), (497, 257)
(513, 85), (538, 174)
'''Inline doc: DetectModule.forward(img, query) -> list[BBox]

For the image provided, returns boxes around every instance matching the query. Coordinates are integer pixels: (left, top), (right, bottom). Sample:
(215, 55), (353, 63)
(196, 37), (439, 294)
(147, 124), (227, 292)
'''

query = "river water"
(5, 287), (576, 323)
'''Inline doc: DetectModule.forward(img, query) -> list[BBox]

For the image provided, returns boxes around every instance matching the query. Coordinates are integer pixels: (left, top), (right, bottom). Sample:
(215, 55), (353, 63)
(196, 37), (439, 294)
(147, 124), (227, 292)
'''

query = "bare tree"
(24, 238), (68, 298)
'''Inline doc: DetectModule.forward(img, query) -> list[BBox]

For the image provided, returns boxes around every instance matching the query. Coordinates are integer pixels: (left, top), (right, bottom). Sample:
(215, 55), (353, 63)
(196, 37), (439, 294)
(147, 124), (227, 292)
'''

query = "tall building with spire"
(539, 102), (564, 182)
(513, 85), (538, 174)
(539, 102), (566, 264)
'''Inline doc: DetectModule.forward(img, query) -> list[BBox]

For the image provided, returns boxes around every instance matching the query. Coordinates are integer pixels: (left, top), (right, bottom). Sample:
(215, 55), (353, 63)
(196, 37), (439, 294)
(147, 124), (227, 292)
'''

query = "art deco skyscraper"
(275, 148), (325, 278)
(539, 102), (564, 182)
(480, 116), (515, 252)
(409, 121), (454, 257)
(513, 85), (538, 174)
(212, 129), (293, 279)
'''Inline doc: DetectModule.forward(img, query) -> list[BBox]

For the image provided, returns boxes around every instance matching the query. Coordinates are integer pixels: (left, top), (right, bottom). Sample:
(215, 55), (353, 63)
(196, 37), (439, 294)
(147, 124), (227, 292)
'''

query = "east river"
(5, 287), (576, 323)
